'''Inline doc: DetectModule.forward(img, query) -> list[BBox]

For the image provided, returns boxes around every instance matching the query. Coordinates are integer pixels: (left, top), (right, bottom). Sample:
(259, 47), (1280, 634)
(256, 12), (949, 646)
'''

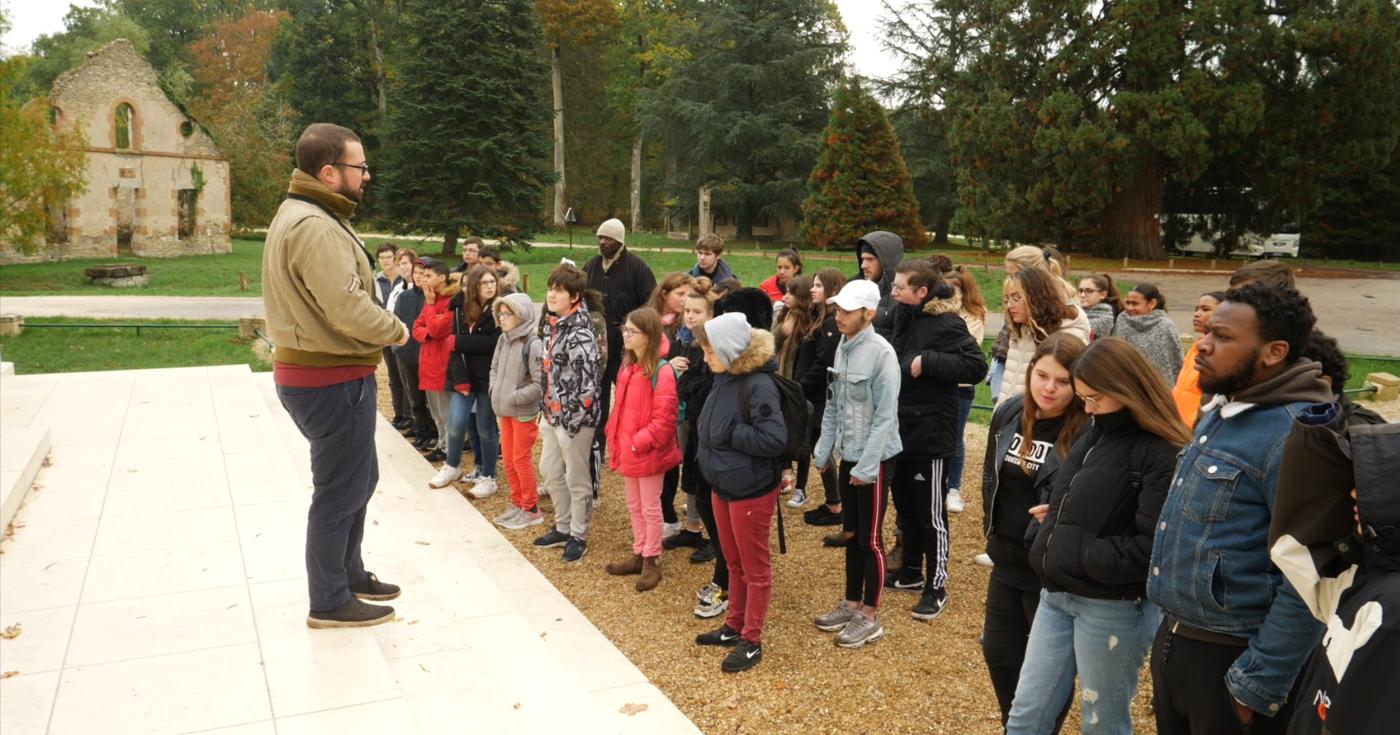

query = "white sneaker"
(946, 489), (965, 513)
(785, 488), (807, 508)
(428, 465), (463, 489)
(462, 468), (483, 483)
(663, 521), (682, 538)
(469, 477), (498, 499)
(974, 553), (994, 568)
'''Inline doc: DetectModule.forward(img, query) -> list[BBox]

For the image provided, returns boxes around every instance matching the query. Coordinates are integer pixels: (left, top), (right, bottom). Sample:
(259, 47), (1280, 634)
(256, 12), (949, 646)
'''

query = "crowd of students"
(368, 221), (1392, 728)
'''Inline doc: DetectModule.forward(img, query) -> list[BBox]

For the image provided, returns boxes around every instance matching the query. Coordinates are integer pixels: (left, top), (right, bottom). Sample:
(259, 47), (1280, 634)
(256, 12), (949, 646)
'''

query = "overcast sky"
(1, 0), (903, 79)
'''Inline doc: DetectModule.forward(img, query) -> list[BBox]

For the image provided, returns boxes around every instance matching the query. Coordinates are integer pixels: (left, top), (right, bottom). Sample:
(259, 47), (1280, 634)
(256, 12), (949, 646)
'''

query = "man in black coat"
(583, 218), (657, 467)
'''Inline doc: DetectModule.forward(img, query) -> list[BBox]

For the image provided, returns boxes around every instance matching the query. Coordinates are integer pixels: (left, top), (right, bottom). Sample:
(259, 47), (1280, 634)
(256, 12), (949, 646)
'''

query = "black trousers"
(689, 462), (728, 589)
(591, 370), (615, 499)
(394, 354), (434, 440)
(797, 397), (838, 505)
(661, 465), (681, 524)
(891, 455), (951, 590)
(840, 458), (894, 607)
(382, 346), (409, 421)
(983, 572), (1070, 731)
(1151, 619), (1297, 735)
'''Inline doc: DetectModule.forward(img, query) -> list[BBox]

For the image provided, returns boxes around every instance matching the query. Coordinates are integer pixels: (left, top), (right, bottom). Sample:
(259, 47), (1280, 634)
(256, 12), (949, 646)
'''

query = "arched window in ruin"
(115, 103), (136, 149)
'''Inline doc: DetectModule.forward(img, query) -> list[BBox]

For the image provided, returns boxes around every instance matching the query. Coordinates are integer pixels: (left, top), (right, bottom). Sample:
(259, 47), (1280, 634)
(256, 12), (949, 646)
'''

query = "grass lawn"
(0, 240), (267, 296)
(0, 317), (270, 375)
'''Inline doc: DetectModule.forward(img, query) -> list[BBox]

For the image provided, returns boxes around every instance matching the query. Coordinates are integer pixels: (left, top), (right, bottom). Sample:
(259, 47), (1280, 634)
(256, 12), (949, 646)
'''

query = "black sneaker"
(424, 449), (446, 463)
(563, 536), (587, 563)
(350, 572), (401, 601)
(307, 598), (395, 629)
(695, 624), (742, 647)
(721, 640), (763, 673)
(912, 587), (948, 621)
(804, 506), (843, 526)
(533, 529), (571, 548)
(689, 542), (717, 564)
(663, 530), (706, 550)
(822, 532), (847, 548)
(413, 436), (436, 450)
(884, 570), (925, 591)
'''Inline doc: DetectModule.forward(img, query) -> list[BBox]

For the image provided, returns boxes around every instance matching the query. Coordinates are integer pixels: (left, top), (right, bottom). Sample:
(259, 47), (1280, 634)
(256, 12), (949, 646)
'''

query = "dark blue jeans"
(447, 390), (497, 475)
(277, 375), (379, 612)
(948, 387), (976, 492)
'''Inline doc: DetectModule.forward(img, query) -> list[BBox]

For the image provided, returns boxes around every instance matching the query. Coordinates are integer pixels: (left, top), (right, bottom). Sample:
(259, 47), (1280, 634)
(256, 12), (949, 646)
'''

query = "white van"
(1164, 216), (1300, 258)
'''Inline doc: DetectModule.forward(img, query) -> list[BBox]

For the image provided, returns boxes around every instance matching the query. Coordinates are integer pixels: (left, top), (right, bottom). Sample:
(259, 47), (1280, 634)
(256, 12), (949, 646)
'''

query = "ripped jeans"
(1006, 591), (1161, 735)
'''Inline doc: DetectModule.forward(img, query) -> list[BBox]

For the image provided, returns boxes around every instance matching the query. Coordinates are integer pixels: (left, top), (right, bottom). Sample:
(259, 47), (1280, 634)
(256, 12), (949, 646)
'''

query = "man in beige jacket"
(263, 123), (408, 629)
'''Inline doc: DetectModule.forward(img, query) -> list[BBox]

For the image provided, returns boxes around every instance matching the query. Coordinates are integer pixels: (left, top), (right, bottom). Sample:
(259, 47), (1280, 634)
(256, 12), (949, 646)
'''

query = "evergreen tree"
(641, 0), (845, 241)
(801, 80), (928, 251)
(375, 0), (553, 254)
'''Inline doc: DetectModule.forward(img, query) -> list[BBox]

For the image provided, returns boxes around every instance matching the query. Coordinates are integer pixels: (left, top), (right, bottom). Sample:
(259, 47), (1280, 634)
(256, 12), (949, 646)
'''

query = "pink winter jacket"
(605, 359), (682, 478)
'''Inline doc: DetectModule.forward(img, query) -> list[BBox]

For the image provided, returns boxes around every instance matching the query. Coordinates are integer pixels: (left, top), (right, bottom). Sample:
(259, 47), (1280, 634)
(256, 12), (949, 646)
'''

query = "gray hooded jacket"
(856, 230), (905, 340)
(489, 292), (544, 420)
(1111, 310), (1183, 384)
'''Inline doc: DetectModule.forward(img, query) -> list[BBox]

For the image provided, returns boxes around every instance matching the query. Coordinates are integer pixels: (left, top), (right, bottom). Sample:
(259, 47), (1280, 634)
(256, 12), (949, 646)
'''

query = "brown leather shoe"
(635, 556), (662, 592)
(605, 554), (643, 576)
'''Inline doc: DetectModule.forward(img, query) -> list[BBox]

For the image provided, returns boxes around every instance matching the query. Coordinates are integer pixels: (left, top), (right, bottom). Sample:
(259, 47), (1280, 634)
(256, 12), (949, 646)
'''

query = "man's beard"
(599, 239), (623, 259)
(1198, 347), (1261, 397)
(337, 180), (364, 204)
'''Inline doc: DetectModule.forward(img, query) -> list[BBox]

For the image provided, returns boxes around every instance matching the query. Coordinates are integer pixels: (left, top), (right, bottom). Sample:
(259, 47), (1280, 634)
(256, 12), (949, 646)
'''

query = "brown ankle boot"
(635, 556), (662, 592)
(605, 554), (643, 576)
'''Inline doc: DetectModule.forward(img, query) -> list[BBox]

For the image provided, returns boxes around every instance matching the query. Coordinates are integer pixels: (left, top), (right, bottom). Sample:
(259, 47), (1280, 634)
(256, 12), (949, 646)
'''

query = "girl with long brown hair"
(1010, 337), (1187, 734)
(998, 268), (1091, 405)
(794, 268), (845, 517)
(603, 306), (682, 592)
(432, 264), (501, 495)
(649, 272), (696, 344)
(980, 332), (1089, 729)
(1076, 273), (1123, 340)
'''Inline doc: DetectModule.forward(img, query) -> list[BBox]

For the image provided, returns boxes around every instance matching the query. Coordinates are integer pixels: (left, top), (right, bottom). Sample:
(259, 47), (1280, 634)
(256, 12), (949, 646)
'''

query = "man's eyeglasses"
(333, 161), (370, 175)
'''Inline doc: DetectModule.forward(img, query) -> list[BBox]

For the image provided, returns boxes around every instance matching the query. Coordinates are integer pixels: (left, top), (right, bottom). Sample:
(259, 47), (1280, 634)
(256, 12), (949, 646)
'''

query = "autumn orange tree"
(0, 56), (87, 255)
(188, 10), (296, 227)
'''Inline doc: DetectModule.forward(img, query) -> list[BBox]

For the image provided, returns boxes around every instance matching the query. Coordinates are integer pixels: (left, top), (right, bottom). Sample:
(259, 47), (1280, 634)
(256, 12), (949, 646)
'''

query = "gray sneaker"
(502, 508), (544, 530)
(814, 603), (857, 632)
(835, 614), (884, 648)
(494, 507), (522, 526)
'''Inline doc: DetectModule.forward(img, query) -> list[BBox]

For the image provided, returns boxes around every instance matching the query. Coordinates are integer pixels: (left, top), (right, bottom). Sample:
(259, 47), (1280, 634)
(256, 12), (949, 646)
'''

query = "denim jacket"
(812, 326), (902, 483)
(1148, 362), (1333, 716)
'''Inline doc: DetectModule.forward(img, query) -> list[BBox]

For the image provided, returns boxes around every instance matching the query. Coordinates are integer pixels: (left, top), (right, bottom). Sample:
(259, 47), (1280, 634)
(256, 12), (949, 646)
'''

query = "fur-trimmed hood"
(727, 328), (776, 376)
(925, 289), (962, 316)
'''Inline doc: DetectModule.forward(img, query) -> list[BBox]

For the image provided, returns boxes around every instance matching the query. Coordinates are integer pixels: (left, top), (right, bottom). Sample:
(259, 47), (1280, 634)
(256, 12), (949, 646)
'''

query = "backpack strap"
(1129, 437), (1148, 495)
(651, 359), (672, 390)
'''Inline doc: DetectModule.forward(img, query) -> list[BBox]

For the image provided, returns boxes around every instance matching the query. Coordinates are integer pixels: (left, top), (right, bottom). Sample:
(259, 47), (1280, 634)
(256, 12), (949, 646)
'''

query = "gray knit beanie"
(706, 312), (751, 368)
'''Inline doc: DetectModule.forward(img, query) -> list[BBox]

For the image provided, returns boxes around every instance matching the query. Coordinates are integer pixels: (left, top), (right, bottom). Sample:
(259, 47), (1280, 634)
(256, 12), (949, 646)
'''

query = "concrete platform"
(0, 364), (699, 735)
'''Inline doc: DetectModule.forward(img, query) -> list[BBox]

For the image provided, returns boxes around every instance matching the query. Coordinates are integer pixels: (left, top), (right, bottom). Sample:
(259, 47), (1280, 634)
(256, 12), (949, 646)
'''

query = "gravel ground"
(375, 368), (1173, 733)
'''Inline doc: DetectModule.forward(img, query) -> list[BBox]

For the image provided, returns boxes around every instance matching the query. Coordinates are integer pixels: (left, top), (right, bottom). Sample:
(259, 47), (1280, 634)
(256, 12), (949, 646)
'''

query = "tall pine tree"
(375, 0), (553, 253)
(801, 80), (928, 250)
(641, 0), (845, 241)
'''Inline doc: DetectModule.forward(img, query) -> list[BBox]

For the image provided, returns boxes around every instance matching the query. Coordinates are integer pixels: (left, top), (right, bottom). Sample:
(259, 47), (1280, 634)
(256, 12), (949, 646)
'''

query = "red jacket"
(605, 359), (682, 478)
(759, 274), (784, 302)
(412, 290), (456, 391)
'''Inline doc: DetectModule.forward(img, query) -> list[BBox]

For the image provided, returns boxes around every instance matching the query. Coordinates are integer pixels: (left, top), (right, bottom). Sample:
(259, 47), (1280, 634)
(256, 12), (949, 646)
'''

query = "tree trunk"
(630, 131), (643, 234)
(1099, 157), (1167, 259)
(736, 199), (753, 241)
(551, 45), (566, 228)
(371, 21), (387, 126)
(933, 211), (950, 244)
(442, 229), (457, 257)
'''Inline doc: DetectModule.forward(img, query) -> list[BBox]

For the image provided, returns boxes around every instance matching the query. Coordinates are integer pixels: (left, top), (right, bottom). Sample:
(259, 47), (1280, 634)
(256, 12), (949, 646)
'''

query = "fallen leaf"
(41, 457), (52, 467)
(415, 541), (431, 546)
(419, 663), (431, 673)
(1, 671), (18, 678)
(619, 703), (648, 716)
(1, 623), (21, 640)
(512, 703), (521, 710)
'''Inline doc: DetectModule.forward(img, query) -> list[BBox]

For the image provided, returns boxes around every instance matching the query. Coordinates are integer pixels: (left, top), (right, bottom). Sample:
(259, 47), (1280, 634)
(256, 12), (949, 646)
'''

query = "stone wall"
(0, 39), (232, 264)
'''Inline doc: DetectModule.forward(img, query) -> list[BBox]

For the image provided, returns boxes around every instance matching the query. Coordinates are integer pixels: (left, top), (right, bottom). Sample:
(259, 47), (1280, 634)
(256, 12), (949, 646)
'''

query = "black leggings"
(687, 456), (728, 589)
(661, 465), (680, 524)
(840, 458), (893, 607)
(983, 572), (1069, 731)
(797, 399), (838, 505)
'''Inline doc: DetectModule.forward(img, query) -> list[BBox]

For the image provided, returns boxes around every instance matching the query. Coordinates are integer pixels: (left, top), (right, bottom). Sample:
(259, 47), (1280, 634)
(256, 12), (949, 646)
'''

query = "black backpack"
(739, 371), (810, 464)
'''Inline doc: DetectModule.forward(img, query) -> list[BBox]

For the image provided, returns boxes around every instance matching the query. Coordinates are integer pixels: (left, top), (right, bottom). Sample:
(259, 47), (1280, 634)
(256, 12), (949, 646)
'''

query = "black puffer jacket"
(794, 313), (839, 407)
(696, 330), (787, 500)
(1029, 409), (1178, 600)
(891, 298), (988, 457)
(982, 396), (1068, 586)
(447, 295), (500, 394)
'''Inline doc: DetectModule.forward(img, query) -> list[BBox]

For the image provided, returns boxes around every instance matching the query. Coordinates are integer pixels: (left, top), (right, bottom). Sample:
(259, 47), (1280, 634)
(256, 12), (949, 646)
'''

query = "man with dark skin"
(1148, 284), (1333, 734)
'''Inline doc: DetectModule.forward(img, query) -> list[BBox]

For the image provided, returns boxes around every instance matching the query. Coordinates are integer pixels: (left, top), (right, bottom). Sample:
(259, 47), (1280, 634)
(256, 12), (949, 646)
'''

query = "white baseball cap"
(830, 279), (881, 312)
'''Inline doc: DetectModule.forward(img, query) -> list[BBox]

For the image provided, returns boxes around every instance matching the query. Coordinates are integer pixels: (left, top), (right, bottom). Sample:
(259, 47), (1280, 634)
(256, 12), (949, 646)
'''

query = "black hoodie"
(855, 230), (905, 340)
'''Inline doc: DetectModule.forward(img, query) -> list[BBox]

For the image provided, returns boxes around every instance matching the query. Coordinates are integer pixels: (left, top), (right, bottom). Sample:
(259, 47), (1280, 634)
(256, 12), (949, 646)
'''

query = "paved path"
(0, 295), (264, 320)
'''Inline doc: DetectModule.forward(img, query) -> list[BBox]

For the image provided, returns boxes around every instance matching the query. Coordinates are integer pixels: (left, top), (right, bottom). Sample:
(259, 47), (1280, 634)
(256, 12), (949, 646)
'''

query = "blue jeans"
(988, 358), (1006, 406)
(447, 390), (498, 476)
(947, 387), (975, 492)
(276, 375), (379, 612)
(1007, 591), (1161, 735)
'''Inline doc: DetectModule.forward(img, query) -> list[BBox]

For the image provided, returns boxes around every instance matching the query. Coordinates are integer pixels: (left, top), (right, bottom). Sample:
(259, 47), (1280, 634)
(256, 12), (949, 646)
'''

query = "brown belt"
(1167, 615), (1250, 647)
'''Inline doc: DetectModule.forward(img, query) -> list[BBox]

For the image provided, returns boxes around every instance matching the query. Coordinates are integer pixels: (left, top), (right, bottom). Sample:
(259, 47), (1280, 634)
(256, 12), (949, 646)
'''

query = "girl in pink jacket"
(603, 306), (682, 591)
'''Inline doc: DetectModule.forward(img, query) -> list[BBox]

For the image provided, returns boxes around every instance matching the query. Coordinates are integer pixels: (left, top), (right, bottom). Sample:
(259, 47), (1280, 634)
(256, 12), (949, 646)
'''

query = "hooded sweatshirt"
(1111, 309), (1183, 384)
(855, 230), (905, 340)
(489, 293), (544, 419)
